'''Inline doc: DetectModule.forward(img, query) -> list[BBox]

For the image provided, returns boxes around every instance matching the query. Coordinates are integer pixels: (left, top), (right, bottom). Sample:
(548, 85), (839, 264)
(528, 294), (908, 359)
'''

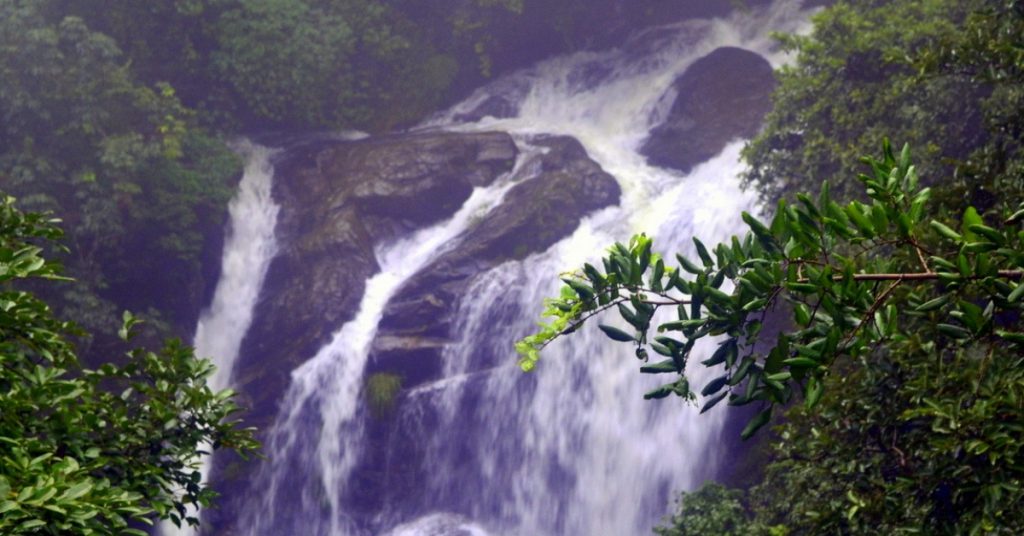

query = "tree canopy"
(742, 0), (1023, 215)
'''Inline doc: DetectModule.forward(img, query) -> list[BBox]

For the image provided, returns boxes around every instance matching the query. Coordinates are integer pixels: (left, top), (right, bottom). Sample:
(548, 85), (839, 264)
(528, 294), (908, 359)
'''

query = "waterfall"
(233, 2), (813, 535)
(238, 151), (535, 534)
(382, 3), (812, 535)
(161, 141), (280, 536)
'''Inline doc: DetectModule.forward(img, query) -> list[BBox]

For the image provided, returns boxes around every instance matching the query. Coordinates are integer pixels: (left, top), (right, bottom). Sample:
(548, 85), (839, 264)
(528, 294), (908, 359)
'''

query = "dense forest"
(2, 0), (1023, 534)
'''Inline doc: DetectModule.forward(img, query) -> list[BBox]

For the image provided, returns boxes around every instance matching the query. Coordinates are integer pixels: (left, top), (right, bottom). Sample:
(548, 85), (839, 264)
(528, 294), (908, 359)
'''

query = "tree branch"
(802, 270), (1023, 282)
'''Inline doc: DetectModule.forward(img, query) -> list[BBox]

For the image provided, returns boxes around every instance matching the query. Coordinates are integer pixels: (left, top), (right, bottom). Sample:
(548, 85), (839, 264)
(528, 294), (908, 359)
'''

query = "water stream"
(201, 2), (813, 534)
(162, 141), (280, 536)
(375, 4), (811, 534)
(238, 148), (537, 535)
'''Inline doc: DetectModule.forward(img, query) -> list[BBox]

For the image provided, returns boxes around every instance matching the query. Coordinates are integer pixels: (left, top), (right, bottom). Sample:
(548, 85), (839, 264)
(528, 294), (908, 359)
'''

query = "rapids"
(181, 2), (814, 534)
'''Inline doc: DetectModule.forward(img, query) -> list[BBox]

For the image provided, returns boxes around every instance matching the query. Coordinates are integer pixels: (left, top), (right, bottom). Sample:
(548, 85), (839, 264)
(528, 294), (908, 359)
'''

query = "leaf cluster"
(743, 0), (1023, 217)
(517, 142), (1024, 441)
(0, 195), (258, 534)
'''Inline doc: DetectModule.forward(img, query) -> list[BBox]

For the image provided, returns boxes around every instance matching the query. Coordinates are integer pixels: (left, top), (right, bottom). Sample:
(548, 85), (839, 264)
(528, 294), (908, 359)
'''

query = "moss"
(365, 372), (403, 418)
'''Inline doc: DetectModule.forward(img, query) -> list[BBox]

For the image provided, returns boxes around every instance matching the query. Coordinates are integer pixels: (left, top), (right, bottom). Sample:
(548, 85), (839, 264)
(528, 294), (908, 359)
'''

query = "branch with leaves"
(516, 142), (1024, 439)
(0, 195), (258, 534)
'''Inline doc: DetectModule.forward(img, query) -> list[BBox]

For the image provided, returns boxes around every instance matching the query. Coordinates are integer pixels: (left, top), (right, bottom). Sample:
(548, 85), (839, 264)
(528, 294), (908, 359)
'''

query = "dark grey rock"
(229, 130), (518, 431)
(641, 46), (776, 173)
(367, 135), (621, 387)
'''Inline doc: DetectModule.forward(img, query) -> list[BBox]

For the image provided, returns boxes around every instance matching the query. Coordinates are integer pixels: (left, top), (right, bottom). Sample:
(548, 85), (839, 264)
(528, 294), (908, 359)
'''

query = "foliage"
(742, 0), (1024, 215)
(517, 143), (1024, 532)
(0, 195), (258, 533)
(0, 1), (241, 342)
(365, 373), (403, 418)
(653, 483), (759, 536)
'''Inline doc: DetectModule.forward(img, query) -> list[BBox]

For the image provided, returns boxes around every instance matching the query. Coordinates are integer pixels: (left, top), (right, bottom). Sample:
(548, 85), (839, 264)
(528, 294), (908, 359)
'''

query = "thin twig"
(841, 278), (904, 351)
(800, 270), (1023, 283)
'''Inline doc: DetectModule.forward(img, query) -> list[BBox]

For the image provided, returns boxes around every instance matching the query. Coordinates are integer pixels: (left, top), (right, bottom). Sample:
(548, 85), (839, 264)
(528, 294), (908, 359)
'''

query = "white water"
(161, 141), (280, 536)
(233, 2), (813, 534)
(239, 149), (535, 534)
(389, 3), (813, 535)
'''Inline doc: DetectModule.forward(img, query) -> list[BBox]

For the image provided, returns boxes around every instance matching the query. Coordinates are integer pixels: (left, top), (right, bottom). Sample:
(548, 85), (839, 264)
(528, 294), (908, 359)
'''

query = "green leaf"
(743, 211), (777, 252)
(805, 375), (824, 409)
(741, 408), (772, 440)
(794, 303), (811, 326)
(62, 481), (93, 501)
(640, 359), (679, 374)
(702, 339), (737, 368)
(693, 237), (714, 268)
(1006, 208), (1024, 224)
(643, 383), (675, 400)
(846, 204), (876, 237)
(597, 324), (635, 342)
(582, 263), (604, 286)
(915, 295), (951, 312)
(617, 304), (646, 331)
(930, 220), (962, 242)
(729, 357), (755, 386)
(961, 206), (983, 241)
(676, 254), (703, 275)
(562, 278), (595, 303)
(19, 519), (47, 530)
(701, 374), (729, 396)
(0, 500), (19, 514)
(742, 298), (767, 311)
(1008, 283), (1024, 304)
(937, 323), (971, 339)
(996, 331), (1024, 344)
(783, 357), (819, 368)
(700, 392), (729, 414)
(870, 203), (889, 234)
(968, 224), (1004, 244)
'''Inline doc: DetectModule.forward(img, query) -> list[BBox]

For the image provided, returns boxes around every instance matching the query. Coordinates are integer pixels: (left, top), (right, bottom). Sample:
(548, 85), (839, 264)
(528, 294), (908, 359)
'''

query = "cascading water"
(232, 2), (813, 534)
(161, 141), (280, 536)
(376, 5), (813, 535)
(238, 151), (536, 535)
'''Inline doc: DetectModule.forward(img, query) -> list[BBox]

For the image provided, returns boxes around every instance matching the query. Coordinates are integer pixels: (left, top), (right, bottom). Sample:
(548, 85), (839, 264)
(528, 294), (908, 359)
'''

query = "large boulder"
(366, 135), (621, 388)
(641, 46), (776, 173)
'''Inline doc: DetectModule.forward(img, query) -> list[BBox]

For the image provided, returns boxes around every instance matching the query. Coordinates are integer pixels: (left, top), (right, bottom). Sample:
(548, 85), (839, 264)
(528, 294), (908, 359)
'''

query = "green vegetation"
(365, 373), (403, 418)
(0, 196), (257, 533)
(0, 0), (240, 353)
(0, 0), (526, 361)
(520, 1), (1024, 533)
(653, 483), (762, 536)
(521, 143), (1024, 533)
(743, 0), (1023, 214)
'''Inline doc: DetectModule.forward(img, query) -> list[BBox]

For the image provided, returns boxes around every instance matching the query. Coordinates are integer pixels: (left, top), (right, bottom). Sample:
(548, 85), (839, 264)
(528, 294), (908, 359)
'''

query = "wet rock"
(452, 95), (520, 123)
(211, 131), (518, 531)
(641, 46), (776, 173)
(367, 135), (621, 387)
(229, 131), (518, 426)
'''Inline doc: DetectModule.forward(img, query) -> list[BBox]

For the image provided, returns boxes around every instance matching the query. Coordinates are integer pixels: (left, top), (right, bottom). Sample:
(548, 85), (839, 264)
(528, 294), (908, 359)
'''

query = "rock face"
(210, 131), (620, 531)
(367, 135), (621, 388)
(230, 131), (518, 431)
(342, 135), (620, 520)
(209, 130), (519, 531)
(641, 46), (776, 173)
